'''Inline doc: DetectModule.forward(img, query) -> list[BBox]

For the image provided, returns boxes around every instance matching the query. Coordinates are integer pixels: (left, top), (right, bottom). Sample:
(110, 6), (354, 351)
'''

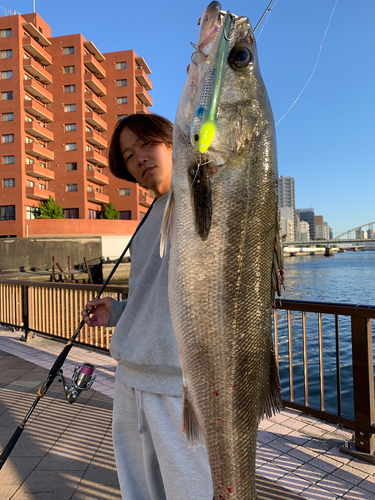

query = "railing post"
(350, 316), (375, 455)
(21, 285), (30, 341)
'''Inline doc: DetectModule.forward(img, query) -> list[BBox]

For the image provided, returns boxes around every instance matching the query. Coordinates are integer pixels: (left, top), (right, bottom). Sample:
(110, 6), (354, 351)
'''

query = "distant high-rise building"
(0, 12), (153, 238)
(299, 220), (310, 242)
(315, 215), (331, 240)
(279, 207), (294, 242)
(278, 176), (295, 239)
(296, 208), (315, 241)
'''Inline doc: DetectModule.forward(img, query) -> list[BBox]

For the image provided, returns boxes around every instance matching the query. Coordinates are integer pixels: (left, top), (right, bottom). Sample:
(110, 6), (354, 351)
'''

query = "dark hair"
(108, 113), (173, 182)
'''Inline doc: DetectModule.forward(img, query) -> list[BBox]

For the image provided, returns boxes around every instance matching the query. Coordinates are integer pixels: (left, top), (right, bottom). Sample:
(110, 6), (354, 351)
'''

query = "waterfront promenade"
(0, 325), (374, 499)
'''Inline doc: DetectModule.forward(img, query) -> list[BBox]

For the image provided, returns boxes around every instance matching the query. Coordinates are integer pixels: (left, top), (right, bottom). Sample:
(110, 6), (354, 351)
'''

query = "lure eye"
(228, 46), (253, 69)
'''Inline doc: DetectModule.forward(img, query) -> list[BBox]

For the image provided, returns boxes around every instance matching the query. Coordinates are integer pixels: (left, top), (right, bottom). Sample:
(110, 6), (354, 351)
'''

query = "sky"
(3, 0), (374, 236)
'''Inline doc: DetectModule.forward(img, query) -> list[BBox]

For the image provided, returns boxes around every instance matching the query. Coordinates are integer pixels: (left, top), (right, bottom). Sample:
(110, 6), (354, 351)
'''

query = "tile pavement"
(0, 325), (374, 499)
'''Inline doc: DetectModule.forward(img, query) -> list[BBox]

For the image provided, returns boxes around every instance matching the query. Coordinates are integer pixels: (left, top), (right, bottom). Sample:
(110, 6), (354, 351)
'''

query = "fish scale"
(162, 3), (282, 499)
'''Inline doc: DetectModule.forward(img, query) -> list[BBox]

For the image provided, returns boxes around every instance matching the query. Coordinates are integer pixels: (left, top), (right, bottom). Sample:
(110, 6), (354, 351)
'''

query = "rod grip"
(0, 425), (24, 470)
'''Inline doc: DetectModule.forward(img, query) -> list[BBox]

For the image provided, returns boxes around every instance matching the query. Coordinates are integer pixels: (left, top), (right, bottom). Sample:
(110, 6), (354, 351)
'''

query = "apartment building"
(0, 12), (153, 238)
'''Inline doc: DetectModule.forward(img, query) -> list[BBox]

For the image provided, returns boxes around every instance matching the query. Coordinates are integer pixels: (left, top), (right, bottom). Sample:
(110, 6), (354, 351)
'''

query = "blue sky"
(6, 0), (375, 236)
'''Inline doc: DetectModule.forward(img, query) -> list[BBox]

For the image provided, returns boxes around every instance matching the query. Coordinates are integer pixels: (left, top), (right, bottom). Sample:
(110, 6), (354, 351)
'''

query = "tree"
(100, 202), (119, 220)
(37, 196), (65, 219)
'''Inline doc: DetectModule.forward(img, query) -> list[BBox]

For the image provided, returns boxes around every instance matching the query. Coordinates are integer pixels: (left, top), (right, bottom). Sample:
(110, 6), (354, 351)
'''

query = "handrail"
(1, 280), (374, 460)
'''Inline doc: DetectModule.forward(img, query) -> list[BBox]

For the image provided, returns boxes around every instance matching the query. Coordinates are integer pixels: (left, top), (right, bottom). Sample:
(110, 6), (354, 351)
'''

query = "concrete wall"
(0, 237), (102, 271)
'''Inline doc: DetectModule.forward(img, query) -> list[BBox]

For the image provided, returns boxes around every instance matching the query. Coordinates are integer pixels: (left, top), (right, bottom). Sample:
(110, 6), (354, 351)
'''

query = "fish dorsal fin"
(271, 208), (284, 302)
(160, 189), (175, 257)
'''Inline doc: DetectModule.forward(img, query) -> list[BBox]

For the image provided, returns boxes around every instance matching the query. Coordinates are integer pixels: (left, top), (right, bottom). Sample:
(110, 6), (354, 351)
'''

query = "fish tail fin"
(182, 387), (205, 450)
(160, 189), (175, 257)
(260, 347), (281, 420)
(271, 209), (284, 303)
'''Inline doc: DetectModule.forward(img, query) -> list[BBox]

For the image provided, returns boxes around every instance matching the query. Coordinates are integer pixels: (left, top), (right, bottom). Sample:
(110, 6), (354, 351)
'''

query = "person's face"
(119, 127), (172, 199)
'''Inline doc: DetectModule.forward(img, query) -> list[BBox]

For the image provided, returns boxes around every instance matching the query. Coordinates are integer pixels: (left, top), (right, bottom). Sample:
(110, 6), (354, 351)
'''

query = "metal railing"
(0, 280), (374, 459)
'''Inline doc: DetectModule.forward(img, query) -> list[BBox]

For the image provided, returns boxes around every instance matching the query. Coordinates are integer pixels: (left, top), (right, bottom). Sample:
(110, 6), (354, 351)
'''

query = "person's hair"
(108, 113), (173, 182)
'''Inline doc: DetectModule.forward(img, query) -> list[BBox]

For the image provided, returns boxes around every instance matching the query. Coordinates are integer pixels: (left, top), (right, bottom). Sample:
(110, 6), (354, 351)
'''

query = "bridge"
(284, 221), (375, 248)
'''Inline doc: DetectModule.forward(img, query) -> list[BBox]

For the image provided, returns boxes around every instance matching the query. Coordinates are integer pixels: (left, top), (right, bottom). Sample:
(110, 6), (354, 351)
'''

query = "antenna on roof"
(0, 5), (19, 15)
(33, 0), (35, 13)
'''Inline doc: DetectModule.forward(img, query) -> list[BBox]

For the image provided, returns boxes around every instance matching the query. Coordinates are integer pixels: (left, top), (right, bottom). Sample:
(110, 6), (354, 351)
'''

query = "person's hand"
(81, 297), (113, 327)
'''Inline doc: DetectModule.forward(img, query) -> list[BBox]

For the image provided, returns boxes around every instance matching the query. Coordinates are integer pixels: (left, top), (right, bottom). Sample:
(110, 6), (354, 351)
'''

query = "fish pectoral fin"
(160, 189), (175, 257)
(182, 388), (205, 450)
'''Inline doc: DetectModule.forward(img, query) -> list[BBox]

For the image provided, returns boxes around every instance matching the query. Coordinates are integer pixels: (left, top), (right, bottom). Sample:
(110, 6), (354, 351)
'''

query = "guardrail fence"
(1, 280), (374, 462)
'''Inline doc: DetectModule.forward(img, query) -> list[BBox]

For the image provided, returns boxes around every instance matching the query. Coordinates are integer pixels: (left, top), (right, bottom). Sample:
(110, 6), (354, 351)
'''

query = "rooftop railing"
(0, 280), (374, 462)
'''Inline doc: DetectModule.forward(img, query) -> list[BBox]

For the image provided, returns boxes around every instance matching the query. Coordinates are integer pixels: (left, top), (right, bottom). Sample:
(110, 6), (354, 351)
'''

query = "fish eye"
(228, 46), (253, 69)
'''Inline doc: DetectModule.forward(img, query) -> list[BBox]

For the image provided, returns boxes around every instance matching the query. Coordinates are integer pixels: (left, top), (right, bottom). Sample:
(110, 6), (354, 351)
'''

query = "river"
(276, 250), (375, 419)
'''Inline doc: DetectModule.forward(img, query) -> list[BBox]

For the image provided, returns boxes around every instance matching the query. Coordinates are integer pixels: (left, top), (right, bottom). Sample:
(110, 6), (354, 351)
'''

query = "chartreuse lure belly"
(190, 12), (232, 154)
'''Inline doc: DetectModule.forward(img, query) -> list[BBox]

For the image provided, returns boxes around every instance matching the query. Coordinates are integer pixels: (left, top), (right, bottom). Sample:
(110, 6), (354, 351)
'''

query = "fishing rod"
(0, 199), (156, 470)
(253, 0), (275, 33)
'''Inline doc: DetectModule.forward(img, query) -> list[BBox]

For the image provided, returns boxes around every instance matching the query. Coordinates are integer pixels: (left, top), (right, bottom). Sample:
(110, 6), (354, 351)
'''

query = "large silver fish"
(162, 2), (283, 498)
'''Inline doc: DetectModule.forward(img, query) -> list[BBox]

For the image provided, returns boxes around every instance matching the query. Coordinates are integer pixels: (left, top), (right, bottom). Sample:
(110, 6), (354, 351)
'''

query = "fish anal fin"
(182, 386), (205, 450)
(160, 189), (175, 257)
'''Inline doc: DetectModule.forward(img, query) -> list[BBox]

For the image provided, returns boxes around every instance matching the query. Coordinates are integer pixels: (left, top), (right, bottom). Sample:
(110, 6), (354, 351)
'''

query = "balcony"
(135, 56), (151, 74)
(84, 92), (107, 114)
(86, 130), (107, 149)
(83, 54), (106, 79)
(23, 58), (53, 85)
(84, 72), (106, 97)
(25, 142), (54, 162)
(135, 86), (152, 107)
(139, 194), (154, 208)
(24, 120), (54, 142)
(135, 67), (152, 90)
(25, 163), (55, 181)
(85, 111), (107, 132)
(24, 99), (53, 122)
(22, 22), (51, 47)
(87, 191), (110, 204)
(136, 103), (149, 114)
(86, 149), (108, 168)
(23, 79), (53, 104)
(86, 168), (109, 186)
(26, 186), (54, 201)
(22, 37), (52, 66)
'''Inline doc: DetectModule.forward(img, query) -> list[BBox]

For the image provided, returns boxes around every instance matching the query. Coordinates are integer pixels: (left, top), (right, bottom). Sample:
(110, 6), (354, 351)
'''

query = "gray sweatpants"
(112, 378), (213, 500)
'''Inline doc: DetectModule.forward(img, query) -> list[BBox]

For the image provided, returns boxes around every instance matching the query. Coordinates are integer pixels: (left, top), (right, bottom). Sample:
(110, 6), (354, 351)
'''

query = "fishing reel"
(58, 363), (96, 404)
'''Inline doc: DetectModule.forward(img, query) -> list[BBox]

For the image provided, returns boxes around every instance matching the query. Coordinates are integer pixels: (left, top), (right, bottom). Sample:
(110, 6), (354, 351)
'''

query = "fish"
(161, 2), (283, 498)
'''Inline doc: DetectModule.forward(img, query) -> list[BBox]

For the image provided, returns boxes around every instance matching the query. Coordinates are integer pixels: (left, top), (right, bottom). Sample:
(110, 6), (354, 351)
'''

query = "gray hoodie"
(108, 193), (183, 396)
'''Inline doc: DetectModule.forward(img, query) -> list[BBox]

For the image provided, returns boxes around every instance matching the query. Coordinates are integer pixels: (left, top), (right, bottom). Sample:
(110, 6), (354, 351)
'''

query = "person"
(82, 114), (213, 500)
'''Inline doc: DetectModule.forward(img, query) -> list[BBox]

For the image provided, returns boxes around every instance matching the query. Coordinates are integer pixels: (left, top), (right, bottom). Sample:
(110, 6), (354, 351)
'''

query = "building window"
(65, 84), (75, 93)
(116, 61), (127, 69)
(66, 184), (78, 191)
(64, 104), (76, 112)
(64, 65), (75, 74)
(26, 157), (34, 164)
(1, 49), (12, 58)
(26, 206), (40, 219)
(119, 211), (131, 220)
(63, 46), (74, 55)
(3, 155), (15, 164)
(25, 93), (32, 100)
(2, 112), (13, 122)
(116, 79), (127, 87)
(66, 162), (77, 170)
(85, 126), (91, 132)
(25, 115), (33, 122)
(65, 123), (76, 132)
(26, 136), (33, 143)
(1, 91), (13, 100)
(117, 96), (128, 105)
(88, 209), (99, 219)
(0, 205), (15, 221)
(27, 180), (35, 187)
(119, 188), (130, 196)
(3, 178), (15, 187)
(87, 185), (93, 192)
(1, 70), (13, 79)
(63, 208), (79, 218)
(0, 29), (12, 38)
(2, 134), (14, 143)
(39, 183), (46, 190)
(66, 143), (77, 151)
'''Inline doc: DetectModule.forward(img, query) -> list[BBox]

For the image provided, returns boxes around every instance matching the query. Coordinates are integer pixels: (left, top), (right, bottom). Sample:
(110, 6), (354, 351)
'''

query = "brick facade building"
(0, 12), (153, 238)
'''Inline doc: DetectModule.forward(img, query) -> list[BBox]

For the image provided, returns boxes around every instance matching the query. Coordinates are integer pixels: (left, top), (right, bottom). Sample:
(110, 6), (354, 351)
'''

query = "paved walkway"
(0, 326), (374, 499)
